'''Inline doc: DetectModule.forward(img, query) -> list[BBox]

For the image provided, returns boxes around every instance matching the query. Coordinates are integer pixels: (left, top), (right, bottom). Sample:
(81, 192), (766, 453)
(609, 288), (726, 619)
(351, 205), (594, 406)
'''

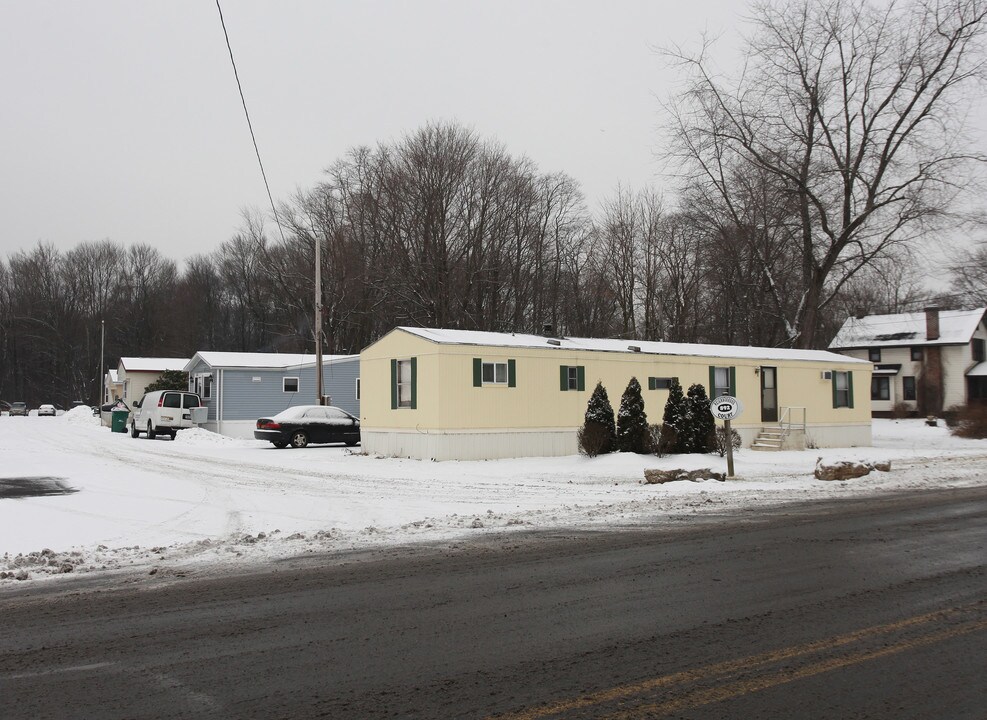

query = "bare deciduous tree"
(665, 0), (987, 347)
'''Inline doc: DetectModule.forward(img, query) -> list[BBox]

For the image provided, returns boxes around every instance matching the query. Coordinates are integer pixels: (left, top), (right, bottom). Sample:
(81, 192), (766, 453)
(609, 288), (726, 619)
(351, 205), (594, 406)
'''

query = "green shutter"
(648, 377), (656, 391)
(410, 357), (417, 409)
(390, 359), (397, 409)
(847, 371), (854, 409)
(508, 359), (516, 388)
(473, 358), (482, 387)
(729, 367), (736, 396)
(577, 366), (585, 391)
(709, 366), (716, 396)
(560, 365), (568, 391)
(832, 373), (838, 408)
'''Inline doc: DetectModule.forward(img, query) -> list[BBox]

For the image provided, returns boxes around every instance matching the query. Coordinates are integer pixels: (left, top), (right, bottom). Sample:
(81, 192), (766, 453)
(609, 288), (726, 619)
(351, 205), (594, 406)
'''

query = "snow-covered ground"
(1, 407), (985, 584)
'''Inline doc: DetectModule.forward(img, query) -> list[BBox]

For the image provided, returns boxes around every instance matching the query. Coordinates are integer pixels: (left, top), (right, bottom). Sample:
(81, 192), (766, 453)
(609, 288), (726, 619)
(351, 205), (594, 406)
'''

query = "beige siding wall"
(118, 370), (164, 407)
(362, 330), (871, 443)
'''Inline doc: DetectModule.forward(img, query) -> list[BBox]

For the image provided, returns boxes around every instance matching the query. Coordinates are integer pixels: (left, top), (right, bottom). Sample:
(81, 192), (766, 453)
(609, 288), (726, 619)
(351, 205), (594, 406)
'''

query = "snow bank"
(63, 405), (100, 426)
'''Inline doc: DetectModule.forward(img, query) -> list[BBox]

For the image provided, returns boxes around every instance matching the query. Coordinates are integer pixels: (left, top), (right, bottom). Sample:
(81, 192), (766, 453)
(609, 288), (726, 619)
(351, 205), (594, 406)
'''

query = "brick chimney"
(924, 307), (940, 341)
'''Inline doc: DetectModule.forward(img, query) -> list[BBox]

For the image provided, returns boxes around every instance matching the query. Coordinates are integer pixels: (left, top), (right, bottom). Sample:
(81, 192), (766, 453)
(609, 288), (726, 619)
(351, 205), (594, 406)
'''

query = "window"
(355, 377), (361, 400)
(648, 377), (676, 390)
(191, 373), (212, 398)
(903, 376), (916, 401)
(163, 392), (181, 408)
(396, 360), (412, 407)
(971, 377), (987, 400)
(182, 393), (200, 408)
(482, 362), (508, 384)
(325, 407), (352, 421)
(871, 376), (890, 401)
(283, 377), (299, 393)
(833, 371), (853, 408)
(559, 365), (585, 391)
(710, 366), (734, 398)
(911, 347), (923, 361)
(973, 338), (986, 363)
(472, 358), (516, 388)
(869, 348), (882, 362)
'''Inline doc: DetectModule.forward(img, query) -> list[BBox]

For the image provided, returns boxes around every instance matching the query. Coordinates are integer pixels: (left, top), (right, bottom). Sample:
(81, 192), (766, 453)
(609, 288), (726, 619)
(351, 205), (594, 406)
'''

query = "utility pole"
(315, 236), (324, 405)
(99, 319), (105, 406)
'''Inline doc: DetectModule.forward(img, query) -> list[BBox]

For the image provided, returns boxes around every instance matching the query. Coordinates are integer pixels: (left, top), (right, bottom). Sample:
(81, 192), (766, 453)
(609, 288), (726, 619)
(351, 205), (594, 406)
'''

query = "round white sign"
(710, 395), (743, 420)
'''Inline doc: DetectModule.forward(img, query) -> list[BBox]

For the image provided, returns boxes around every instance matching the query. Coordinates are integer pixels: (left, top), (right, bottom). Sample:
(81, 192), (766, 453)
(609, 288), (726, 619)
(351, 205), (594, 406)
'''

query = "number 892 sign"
(709, 395), (743, 420)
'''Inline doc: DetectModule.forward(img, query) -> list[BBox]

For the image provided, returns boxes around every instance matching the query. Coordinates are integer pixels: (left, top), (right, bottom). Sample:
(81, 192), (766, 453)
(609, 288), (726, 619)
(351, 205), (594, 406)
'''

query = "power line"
(215, 0), (288, 245)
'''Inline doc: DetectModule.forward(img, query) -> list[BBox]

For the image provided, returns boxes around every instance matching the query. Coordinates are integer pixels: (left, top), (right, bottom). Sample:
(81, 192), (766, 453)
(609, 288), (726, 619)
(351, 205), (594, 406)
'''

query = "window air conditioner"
(821, 371), (833, 380)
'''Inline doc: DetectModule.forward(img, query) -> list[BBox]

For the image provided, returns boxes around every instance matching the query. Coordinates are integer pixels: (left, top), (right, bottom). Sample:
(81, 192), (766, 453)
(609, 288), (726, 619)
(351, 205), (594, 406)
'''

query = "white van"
(130, 390), (208, 440)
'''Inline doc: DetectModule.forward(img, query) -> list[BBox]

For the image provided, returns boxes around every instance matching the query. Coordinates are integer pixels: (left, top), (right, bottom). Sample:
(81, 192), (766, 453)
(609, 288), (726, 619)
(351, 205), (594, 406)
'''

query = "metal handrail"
(778, 406), (806, 437)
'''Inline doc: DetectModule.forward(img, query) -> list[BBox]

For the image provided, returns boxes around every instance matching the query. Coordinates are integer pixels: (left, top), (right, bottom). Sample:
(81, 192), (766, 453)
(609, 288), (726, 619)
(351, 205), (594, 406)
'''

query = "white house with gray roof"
(183, 352), (360, 438)
(113, 357), (190, 408)
(829, 307), (987, 416)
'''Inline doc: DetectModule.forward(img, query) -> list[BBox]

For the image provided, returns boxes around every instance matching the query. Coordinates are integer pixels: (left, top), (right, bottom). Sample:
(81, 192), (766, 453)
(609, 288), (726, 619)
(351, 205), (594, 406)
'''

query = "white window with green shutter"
(832, 370), (853, 408)
(473, 358), (516, 387)
(390, 358), (417, 409)
(648, 377), (676, 390)
(559, 365), (585, 391)
(709, 366), (735, 397)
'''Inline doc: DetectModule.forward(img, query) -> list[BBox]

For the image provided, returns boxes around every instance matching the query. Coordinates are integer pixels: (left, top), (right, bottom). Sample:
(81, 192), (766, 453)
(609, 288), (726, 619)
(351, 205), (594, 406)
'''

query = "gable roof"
(829, 308), (986, 349)
(392, 327), (867, 364)
(119, 357), (190, 373)
(185, 351), (357, 371)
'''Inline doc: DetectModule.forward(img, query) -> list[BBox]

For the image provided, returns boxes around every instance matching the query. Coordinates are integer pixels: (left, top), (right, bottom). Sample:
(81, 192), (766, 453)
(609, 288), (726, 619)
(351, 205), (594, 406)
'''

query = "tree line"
(2, 0), (984, 407)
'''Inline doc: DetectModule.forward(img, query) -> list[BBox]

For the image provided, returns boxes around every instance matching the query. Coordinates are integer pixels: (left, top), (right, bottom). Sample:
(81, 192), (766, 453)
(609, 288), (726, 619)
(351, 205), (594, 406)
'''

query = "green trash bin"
(111, 409), (130, 433)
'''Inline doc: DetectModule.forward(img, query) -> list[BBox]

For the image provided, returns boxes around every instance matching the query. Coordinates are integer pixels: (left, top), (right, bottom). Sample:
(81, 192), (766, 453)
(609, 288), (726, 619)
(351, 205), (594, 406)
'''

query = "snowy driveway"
(1, 407), (985, 581)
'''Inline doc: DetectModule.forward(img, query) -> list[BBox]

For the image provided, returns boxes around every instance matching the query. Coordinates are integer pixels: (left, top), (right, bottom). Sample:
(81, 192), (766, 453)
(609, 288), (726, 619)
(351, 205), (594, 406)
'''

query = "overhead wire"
(214, 0), (288, 245)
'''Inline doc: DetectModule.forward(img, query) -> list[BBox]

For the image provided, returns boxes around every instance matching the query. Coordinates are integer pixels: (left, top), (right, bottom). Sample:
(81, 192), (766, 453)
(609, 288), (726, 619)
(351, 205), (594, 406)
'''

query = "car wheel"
(169, 431), (177, 440)
(147, 421), (156, 440)
(130, 422), (140, 438)
(273, 441), (289, 449)
(289, 430), (309, 449)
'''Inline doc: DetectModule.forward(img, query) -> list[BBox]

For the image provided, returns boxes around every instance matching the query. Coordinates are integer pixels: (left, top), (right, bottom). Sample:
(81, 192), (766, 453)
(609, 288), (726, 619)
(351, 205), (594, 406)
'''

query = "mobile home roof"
(395, 327), (868, 364)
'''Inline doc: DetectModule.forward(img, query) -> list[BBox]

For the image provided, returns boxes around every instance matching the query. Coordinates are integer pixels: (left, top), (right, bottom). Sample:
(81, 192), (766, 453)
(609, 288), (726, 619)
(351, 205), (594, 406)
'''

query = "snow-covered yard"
(1, 407), (985, 583)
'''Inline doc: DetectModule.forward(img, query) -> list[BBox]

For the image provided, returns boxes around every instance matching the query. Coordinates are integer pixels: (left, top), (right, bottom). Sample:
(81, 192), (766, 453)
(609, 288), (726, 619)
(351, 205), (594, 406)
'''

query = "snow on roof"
(120, 357), (190, 372)
(829, 308), (986, 349)
(107, 369), (119, 383)
(187, 352), (357, 370)
(967, 362), (987, 377)
(396, 327), (867, 364)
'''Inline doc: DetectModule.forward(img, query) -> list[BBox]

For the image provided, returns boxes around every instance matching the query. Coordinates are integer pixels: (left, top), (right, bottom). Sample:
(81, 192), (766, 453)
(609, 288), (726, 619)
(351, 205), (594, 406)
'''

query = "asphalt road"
(2, 486), (985, 719)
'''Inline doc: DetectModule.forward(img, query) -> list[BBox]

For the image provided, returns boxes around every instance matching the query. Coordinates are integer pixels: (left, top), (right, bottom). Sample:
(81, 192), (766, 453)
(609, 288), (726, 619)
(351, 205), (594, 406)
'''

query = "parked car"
(130, 390), (205, 440)
(9, 402), (28, 417)
(37, 404), (56, 417)
(255, 405), (360, 449)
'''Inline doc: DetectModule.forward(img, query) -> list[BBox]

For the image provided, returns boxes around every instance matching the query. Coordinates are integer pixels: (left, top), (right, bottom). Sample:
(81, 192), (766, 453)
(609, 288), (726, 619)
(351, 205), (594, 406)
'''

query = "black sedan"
(254, 405), (361, 449)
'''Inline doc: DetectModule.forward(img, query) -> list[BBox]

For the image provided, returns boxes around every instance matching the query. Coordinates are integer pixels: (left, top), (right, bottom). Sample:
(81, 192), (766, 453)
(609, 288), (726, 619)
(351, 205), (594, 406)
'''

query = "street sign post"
(709, 395), (743, 477)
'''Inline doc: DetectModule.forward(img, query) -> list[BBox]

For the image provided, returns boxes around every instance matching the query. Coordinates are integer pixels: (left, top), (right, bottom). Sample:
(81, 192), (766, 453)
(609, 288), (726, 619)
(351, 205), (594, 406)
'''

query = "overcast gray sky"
(0, 0), (747, 261)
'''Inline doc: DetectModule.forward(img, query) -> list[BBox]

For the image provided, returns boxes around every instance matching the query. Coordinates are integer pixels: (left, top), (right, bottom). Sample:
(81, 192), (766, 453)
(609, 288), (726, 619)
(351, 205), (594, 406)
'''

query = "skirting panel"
(199, 420), (257, 440)
(363, 422), (873, 461)
(363, 429), (579, 461)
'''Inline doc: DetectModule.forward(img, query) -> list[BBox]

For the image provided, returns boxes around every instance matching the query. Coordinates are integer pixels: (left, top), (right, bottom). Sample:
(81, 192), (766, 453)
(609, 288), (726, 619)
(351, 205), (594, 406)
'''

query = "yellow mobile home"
(360, 327), (873, 461)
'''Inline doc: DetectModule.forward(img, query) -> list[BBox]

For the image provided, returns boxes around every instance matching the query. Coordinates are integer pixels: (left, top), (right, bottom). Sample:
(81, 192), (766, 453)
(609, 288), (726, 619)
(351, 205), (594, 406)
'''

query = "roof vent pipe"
(924, 307), (940, 341)
(628, 345), (641, 352)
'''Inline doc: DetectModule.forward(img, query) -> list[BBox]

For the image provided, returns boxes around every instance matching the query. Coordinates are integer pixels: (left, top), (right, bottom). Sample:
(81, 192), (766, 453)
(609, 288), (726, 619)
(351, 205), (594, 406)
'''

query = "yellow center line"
(486, 604), (983, 720)
(610, 617), (987, 719)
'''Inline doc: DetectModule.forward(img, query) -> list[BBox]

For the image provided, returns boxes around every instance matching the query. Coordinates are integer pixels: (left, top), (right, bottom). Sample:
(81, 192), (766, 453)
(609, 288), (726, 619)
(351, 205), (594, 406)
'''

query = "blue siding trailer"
(183, 352), (360, 439)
